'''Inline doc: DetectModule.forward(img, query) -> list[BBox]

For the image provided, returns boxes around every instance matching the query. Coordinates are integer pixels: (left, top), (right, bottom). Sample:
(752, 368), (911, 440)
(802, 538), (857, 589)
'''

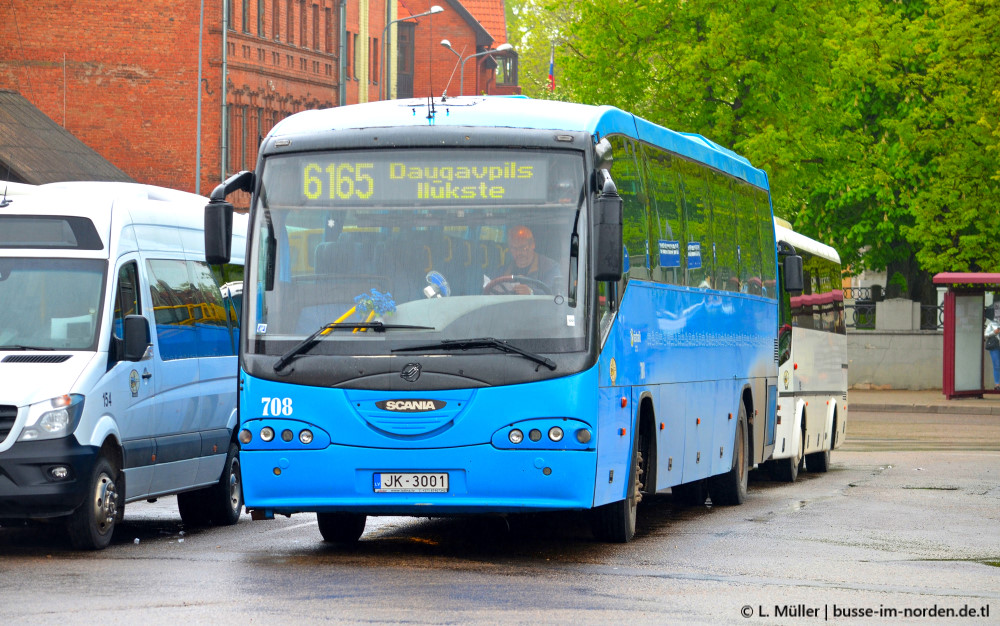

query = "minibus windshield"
(0, 258), (107, 351)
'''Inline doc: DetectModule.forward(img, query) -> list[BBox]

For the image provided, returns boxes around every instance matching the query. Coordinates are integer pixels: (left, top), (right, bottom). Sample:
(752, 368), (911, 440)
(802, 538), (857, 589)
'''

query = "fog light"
(548, 426), (564, 442)
(239, 429), (252, 444)
(299, 429), (313, 444)
(49, 466), (70, 480)
(281, 429), (293, 442)
(508, 429), (524, 444)
(575, 428), (592, 444)
(528, 429), (542, 442)
(260, 427), (275, 442)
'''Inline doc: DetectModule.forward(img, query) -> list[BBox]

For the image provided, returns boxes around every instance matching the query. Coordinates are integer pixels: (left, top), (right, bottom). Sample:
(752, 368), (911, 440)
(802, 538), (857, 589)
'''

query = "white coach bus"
(765, 218), (848, 481)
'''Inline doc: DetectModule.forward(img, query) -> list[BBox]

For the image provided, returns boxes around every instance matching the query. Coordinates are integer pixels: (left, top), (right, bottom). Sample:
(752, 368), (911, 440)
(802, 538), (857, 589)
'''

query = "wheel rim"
(91, 471), (117, 536)
(228, 457), (242, 511)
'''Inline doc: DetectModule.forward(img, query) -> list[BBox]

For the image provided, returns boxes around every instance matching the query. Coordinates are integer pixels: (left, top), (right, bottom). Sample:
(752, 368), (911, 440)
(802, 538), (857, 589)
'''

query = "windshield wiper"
(0, 345), (57, 351)
(392, 337), (557, 371)
(273, 321), (435, 372)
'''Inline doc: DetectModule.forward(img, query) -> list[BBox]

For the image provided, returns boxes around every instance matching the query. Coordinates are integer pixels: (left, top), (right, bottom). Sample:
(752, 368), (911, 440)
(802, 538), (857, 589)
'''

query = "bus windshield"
(0, 258), (106, 351)
(246, 149), (588, 360)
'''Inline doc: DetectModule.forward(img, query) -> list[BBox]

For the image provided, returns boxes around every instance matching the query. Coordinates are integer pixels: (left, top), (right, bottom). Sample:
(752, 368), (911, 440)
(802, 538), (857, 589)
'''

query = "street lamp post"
(456, 43), (513, 97)
(380, 5), (444, 101)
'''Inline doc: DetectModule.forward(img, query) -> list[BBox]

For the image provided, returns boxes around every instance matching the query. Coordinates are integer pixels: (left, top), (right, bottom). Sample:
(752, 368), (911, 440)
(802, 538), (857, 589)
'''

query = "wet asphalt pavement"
(1, 408), (998, 624)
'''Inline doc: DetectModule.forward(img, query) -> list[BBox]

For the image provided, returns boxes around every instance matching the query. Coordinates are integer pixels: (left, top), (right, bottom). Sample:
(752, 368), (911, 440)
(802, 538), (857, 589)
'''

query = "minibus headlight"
(18, 394), (85, 442)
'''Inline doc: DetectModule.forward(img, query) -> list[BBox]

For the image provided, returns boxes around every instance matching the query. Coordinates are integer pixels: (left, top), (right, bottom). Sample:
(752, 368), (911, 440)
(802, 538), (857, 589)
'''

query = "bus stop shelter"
(933, 272), (1000, 399)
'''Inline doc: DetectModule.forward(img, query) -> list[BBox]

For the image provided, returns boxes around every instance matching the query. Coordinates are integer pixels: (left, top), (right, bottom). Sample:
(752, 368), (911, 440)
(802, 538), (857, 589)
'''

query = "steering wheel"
(483, 274), (552, 295)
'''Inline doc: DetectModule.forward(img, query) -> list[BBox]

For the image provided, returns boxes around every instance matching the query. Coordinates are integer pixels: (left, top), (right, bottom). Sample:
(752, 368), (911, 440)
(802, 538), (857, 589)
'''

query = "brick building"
(0, 1), (515, 196)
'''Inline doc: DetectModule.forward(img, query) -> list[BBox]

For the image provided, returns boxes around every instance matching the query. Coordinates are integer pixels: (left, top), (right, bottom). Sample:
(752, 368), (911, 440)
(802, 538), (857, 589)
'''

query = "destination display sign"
(264, 151), (557, 207)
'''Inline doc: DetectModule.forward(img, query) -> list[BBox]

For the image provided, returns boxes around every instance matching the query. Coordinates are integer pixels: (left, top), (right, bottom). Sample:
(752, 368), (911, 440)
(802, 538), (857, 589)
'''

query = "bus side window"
(678, 159), (714, 289)
(711, 171), (738, 292)
(608, 134), (649, 282)
(642, 143), (685, 286)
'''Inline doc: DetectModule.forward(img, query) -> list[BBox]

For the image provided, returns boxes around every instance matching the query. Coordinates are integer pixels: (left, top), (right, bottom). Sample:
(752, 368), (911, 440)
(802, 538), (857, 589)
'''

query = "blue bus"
(205, 96), (802, 543)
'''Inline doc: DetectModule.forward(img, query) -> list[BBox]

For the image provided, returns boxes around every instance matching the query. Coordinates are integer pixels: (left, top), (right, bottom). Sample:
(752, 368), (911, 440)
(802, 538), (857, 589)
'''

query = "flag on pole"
(548, 43), (555, 90)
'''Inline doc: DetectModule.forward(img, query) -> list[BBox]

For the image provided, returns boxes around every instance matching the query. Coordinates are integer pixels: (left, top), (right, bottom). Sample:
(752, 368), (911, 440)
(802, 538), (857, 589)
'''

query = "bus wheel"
(671, 479), (708, 505)
(592, 434), (641, 543)
(709, 404), (748, 505)
(772, 429), (803, 483)
(806, 448), (830, 473)
(317, 512), (367, 543)
(67, 454), (120, 550)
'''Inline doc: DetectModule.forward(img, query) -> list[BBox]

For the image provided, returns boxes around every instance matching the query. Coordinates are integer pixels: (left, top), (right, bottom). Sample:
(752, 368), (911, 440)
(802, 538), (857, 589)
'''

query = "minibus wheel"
(207, 442), (243, 525)
(67, 455), (119, 550)
(708, 404), (748, 505)
(317, 512), (367, 543)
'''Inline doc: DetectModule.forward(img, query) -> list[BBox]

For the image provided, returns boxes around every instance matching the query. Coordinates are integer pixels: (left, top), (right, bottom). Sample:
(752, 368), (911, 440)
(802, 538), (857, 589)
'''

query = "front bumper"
(0, 437), (99, 519)
(242, 443), (598, 516)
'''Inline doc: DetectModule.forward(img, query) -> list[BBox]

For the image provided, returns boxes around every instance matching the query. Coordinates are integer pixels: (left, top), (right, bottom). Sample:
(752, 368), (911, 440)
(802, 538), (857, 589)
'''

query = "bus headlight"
(239, 429), (253, 444)
(508, 429), (524, 444)
(260, 427), (275, 442)
(18, 394), (85, 442)
(575, 428), (592, 444)
(548, 426), (564, 442)
(299, 429), (314, 444)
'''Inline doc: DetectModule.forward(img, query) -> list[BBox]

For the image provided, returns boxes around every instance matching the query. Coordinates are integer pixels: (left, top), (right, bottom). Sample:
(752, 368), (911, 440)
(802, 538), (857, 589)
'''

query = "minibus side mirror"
(594, 172), (623, 282)
(123, 315), (151, 362)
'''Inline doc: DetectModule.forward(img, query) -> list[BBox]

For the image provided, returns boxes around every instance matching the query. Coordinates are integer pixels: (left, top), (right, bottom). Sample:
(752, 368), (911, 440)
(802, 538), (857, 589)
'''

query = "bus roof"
(774, 218), (840, 264)
(267, 96), (770, 189)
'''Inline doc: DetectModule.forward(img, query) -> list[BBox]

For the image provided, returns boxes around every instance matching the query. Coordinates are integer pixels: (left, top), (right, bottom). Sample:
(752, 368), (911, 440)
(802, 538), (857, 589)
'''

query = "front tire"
(67, 455), (120, 550)
(709, 404), (748, 505)
(317, 512), (367, 543)
(806, 448), (830, 473)
(592, 434), (641, 542)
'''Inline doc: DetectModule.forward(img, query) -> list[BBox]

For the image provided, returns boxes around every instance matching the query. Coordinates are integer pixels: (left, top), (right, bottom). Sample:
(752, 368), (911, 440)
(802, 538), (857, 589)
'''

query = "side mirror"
(205, 199), (234, 265)
(783, 254), (803, 294)
(594, 172), (623, 282)
(205, 170), (255, 265)
(123, 315), (151, 362)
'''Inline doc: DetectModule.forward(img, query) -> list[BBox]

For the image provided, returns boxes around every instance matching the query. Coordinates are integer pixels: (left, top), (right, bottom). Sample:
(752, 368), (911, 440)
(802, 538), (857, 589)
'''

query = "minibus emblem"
(401, 363), (422, 382)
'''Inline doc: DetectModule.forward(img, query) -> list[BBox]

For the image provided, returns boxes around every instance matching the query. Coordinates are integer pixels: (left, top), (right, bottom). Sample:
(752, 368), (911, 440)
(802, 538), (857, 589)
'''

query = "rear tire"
(178, 441), (243, 526)
(592, 433), (641, 543)
(709, 404), (748, 505)
(67, 455), (120, 550)
(317, 512), (367, 543)
(806, 448), (830, 473)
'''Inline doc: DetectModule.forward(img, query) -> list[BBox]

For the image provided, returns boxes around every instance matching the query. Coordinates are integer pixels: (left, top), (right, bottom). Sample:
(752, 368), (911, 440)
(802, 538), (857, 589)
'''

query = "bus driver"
(486, 226), (563, 295)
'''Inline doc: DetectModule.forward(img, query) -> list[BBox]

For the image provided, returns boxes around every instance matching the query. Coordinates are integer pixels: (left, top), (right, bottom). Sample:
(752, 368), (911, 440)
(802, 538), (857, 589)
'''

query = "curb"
(852, 403), (1000, 416)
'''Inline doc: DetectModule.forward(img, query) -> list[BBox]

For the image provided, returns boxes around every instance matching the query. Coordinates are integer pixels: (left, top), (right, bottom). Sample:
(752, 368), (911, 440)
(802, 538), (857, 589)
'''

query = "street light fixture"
(380, 5), (444, 101)
(457, 43), (514, 97)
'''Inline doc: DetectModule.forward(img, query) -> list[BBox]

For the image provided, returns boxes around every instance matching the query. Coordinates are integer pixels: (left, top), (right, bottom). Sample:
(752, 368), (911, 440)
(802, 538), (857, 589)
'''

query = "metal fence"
(841, 286), (943, 331)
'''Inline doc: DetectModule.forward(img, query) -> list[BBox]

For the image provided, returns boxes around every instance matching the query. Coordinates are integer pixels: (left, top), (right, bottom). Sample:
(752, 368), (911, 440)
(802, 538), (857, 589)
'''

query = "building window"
(273, 0), (280, 40)
(353, 33), (359, 80)
(286, 0), (294, 44)
(345, 31), (352, 78)
(495, 53), (519, 87)
(258, 0), (265, 36)
(324, 8), (332, 53)
(242, 0), (249, 32)
(299, 1), (307, 49)
(227, 0), (235, 29)
(312, 4), (319, 50)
